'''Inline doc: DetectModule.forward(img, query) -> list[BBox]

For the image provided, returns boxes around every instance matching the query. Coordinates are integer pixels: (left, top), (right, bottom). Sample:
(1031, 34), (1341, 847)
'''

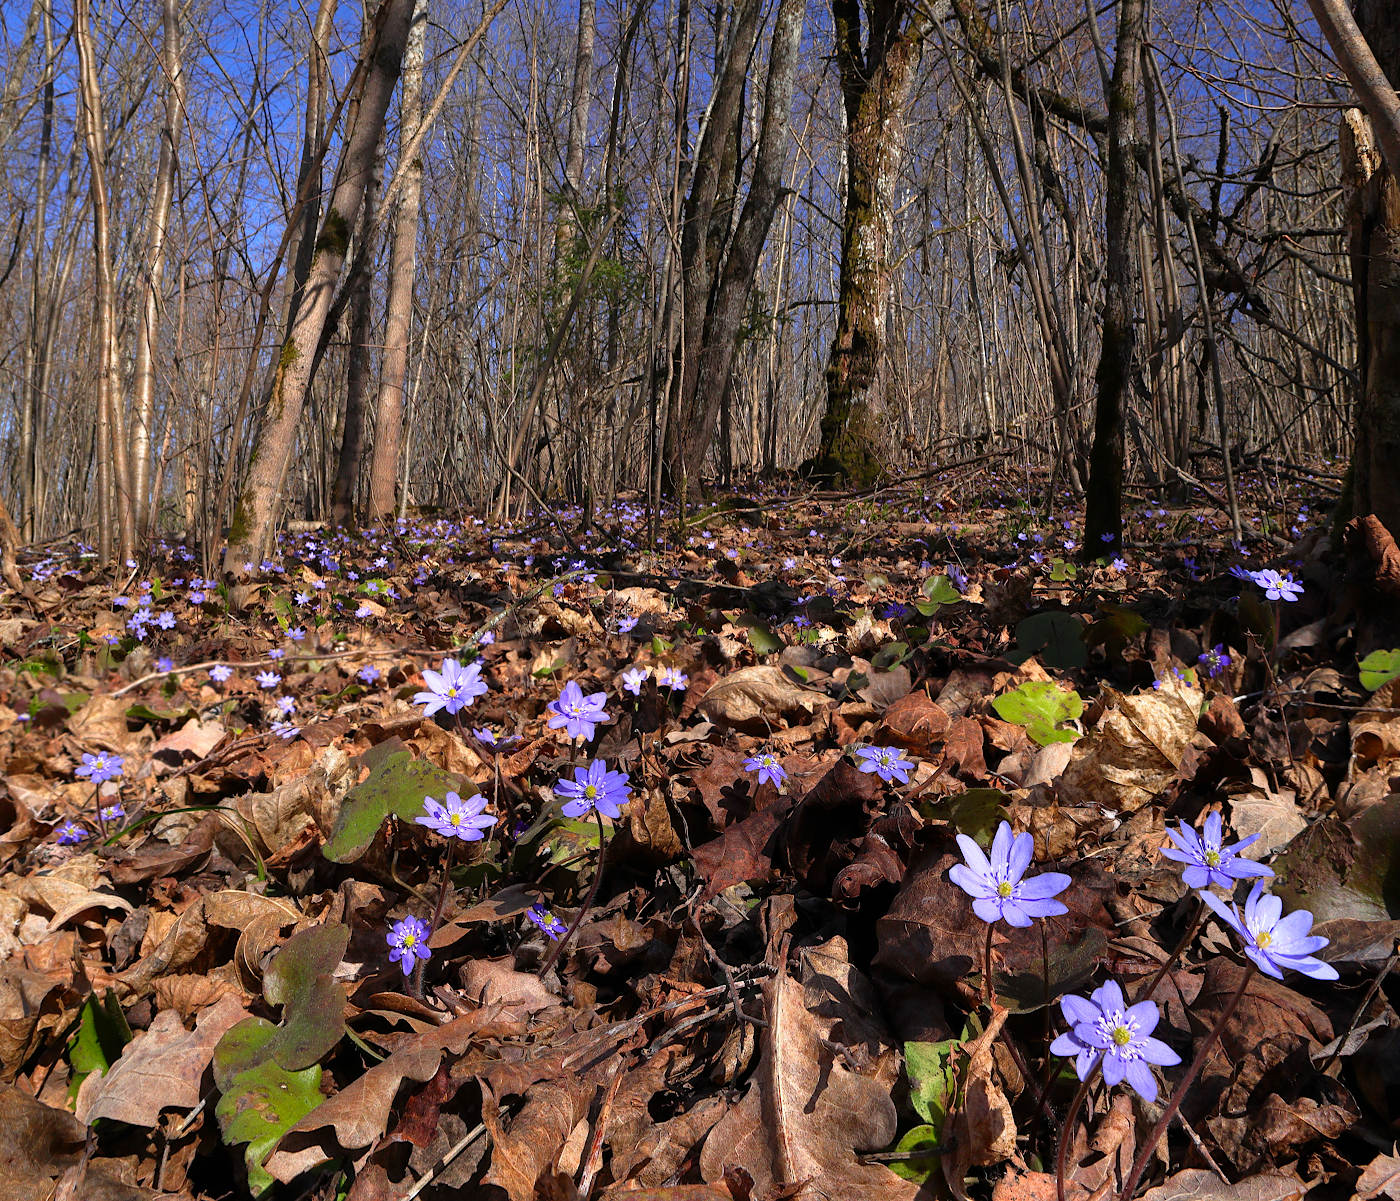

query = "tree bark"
(130, 0), (185, 539)
(331, 127), (384, 526)
(675, 0), (805, 486)
(1311, 0), (1400, 534)
(661, 0), (764, 497)
(74, 0), (134, 562)
(814, 0), (925, 485)
(1083, 0), (1145, 554)
(224, 0), (414, 572)
(368, 0), (429, 521)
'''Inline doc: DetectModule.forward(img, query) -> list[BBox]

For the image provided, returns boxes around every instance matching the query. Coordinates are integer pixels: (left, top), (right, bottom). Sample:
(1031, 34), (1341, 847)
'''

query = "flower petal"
(1019, 872), (1071, 900)
(955, 833), (993, 879)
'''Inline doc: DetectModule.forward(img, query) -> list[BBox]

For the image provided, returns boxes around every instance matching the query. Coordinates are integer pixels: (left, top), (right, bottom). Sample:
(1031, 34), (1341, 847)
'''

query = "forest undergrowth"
(3, 462), (1400, 1201)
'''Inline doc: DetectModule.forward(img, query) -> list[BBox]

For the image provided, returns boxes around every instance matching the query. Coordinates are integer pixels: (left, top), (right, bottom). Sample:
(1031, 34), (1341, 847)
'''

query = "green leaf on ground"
(323, 740), (466, 863)
(992, 679), (1083, 746)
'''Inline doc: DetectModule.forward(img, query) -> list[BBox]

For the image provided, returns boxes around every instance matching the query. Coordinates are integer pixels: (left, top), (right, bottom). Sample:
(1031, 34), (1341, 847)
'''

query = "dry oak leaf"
(0, 1086), (87, 1201)
(698, 934), (918, 1201)
(942, 1005), (1021, 1201)
(76, 993), (248, 1126)
(1357, 1149), (1400, 1200)
(264, 1006), (517, 1183)
(219, 744), (354, 858)
(697, 665), (824, 733)
(1055, 675), (1208, 813)
(1138, 1169), (1309, 1201)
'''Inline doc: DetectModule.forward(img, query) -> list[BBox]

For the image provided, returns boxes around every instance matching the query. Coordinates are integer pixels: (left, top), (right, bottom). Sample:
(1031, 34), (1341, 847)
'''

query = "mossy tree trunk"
(224, 0), (413, 572)
(814, 0), (924, 486)
(1083, 0), (1145, 555)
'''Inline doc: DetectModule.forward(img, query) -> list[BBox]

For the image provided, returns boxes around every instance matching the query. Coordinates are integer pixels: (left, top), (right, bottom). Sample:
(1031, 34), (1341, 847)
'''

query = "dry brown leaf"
(698, 935), (918, 1201)
(265, 1007), (516, 1183)
(1138, 1169), (1308, 1201)
(76, 994), (247, 1125)
(1227, 771), (1307, 858)
(219, 745), (353, 858)
(1056, 675), (1208, 813)
(0, 1086), (87, 1201)
(697, 665), (824, 732)
(942, 1005), (1019, 1201)
(1357, 1149), (1400, 1200)
(0, 964), (68, 1080)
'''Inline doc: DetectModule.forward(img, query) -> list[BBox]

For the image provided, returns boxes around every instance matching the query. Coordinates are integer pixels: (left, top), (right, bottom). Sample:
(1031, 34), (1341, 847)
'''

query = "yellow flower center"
(1255, 931), (1272, 949)
(450, 814), (461, 826)
(585, 784), (598, 799)
(1204, 850), (1221, 867)
(402, 934), (417, 948)
(997, 881), (1014, 898)
(1112, 1025), (1132, 1047)
(447, 687), (458, 697)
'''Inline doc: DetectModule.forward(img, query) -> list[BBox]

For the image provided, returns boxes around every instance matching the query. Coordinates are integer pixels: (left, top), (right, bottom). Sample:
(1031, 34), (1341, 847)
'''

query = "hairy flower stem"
(984, 921), (996, 1007)
(1131, 897), (1204, 1006)
(410, 838), (458, 997)
(1117, 961), (1258, 1201)
(537, 808), (607, 979)
(1056, 1070), (1099, 1201)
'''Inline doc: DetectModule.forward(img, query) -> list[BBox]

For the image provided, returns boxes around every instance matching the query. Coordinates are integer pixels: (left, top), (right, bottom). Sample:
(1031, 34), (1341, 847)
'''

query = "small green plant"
(992, 680), (1084, 746)
(1359, 649), (1400, 692)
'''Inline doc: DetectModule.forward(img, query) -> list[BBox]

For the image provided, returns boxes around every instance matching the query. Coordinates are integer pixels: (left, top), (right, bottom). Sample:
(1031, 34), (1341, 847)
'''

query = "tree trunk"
(674, 0), (805, 487)
(661, 0), (764, 497)
(814, 0), (924, 485)
(1311, 0), (1400, 534)
(74, 0), (134, 562)
(368, 0), (429, 521)
(331, 129), (384, 526)
(130, 0), (185, 540)
(1083, 0), (1145, 554)
(225, 0), (414, 572)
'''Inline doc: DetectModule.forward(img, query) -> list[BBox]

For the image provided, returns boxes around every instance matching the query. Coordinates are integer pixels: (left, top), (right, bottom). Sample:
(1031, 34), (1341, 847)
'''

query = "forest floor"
(2, 460), (1400, 1201)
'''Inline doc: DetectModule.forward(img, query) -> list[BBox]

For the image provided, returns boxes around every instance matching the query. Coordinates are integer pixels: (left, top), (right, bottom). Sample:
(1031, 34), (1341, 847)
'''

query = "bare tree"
(130, 0), (184, 539)
(368, 0), (430, 521)
(813, 0), (929, 484)
(225, 0), (415, 571)
(1083, 0), (1145, 552)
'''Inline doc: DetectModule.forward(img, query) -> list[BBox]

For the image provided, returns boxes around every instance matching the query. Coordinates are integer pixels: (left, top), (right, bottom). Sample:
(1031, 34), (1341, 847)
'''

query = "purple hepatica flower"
(949, 820), (1071, 927)
(1161, 812), (1273, 891)
(620, 665), (649, 696)
(414, 657), (488, 718)
(1197, 644), (1232, 679)
(387, 915), (432, 977)
(948, 564), (969, 594)
(1050, 980), (1180, 1102)
(854, 745), (915, 785)
(256, 670), (281, 690)
(55, 820), (88, 845)
(656, 667), (688, 691)
(556, 759), (631, 819)
(1200, 881), (1337, 981)
(358, 664), (381, 684)
(547, 679), (608, 741)
(616, 614), (639, 634)
(75, 752), (124, 784)
(209, 664), (233, 683)
(99, 802), (126, 823)
(1251, 568), (1304, 603)
(525, 904), (568, 941)
(271, 720), (300, 741)
(416, 791), (496, 841)
(743, 752), (787, 789)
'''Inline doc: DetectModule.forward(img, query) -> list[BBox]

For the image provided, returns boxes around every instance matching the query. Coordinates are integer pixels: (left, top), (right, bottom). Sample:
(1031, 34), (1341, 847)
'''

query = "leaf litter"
(0, 473), (1397, 1199)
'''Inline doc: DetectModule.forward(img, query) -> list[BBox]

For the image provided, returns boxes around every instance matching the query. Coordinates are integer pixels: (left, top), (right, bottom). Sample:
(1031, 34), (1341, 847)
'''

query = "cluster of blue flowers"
(945, 812), (1333, 1106)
